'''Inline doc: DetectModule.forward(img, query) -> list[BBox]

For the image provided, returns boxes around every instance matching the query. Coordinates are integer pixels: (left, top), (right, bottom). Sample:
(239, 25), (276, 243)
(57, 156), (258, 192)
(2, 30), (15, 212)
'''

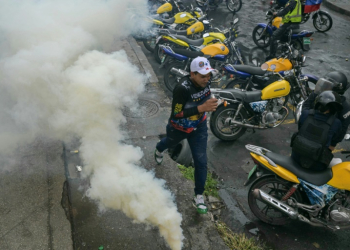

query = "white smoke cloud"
(0, 0), (183, 249)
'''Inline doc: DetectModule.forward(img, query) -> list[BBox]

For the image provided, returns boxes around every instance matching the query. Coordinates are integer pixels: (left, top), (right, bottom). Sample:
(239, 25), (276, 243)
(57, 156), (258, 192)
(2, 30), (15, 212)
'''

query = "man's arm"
(302, 92), (316, 111)
(171, 85), (198, 119)
(275, 0), (297, 17)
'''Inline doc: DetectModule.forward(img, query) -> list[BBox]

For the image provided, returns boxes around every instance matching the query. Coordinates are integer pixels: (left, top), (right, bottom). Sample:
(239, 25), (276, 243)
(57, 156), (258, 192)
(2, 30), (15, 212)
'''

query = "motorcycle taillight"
(251, 155), (260, 165)
(305, 33), (313, 37)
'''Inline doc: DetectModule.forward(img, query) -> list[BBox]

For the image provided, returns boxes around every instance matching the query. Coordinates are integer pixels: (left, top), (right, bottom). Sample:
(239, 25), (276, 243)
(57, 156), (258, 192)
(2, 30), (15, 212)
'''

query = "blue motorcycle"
(252, 10), (314, 51)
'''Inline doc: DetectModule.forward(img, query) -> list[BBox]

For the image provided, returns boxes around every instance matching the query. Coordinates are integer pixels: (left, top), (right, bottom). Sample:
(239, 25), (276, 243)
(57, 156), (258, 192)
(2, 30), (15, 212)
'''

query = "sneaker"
(154, 148), (163, 165)
(193, 195), (208, 214)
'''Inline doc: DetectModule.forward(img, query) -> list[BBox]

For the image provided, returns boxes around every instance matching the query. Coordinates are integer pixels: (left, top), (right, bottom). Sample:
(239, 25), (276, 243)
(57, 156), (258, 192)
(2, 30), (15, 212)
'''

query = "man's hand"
(198, 98), (218, 112)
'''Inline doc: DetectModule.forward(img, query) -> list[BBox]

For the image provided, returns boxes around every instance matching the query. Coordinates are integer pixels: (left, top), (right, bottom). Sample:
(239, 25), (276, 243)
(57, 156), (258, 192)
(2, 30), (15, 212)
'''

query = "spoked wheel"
(195, 0), (208, 7)
(154, 40), (167, 64)
(313, 11), (333, 32)
(252, 26), (271, 48)
(209, 104), (247, 141)
(163, 61), (186, 92)
(226, 0), (242, 13)
(143, 37), (157, 52)
(248, 176), (303, 225)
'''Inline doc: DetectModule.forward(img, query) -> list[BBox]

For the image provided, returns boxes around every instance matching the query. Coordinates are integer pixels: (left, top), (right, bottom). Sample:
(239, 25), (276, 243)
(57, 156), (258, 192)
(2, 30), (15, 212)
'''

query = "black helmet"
(324, 71), (348, 95)
(315, 90), (343, 114)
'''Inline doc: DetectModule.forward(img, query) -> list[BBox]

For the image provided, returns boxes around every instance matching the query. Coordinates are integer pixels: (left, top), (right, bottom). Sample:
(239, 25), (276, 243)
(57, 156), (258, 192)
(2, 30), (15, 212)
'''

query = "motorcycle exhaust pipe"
(170, 68), (190, 78)
(252, 189), (298, 219)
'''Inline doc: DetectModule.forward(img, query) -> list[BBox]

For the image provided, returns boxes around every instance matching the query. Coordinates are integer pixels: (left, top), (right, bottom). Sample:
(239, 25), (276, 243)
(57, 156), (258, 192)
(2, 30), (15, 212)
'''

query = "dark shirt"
(302, 92), (350, 146)
(170, 76), (211, 133)
(276, 0), (297, 18)
(292, 110), (342, 170)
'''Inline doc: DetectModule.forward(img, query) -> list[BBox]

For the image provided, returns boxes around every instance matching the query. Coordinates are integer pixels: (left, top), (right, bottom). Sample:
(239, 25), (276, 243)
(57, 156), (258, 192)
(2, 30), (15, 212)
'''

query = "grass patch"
(177, 164), (219, 198)
(216, 221), (271, 250)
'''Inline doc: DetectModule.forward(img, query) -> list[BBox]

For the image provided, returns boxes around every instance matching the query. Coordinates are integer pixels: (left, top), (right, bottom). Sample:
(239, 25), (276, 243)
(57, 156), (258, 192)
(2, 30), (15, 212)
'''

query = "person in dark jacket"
(154, 57), (218, 214)
(266, 0), (302, 60)
(302, 72), (350, 148)
(292, 91), (343, 171)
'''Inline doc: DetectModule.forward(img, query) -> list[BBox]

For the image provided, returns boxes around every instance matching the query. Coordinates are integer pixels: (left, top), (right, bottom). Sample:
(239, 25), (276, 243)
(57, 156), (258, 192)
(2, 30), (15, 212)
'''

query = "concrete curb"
(323, 0), (350, 16)
(127, 36), (159, 84)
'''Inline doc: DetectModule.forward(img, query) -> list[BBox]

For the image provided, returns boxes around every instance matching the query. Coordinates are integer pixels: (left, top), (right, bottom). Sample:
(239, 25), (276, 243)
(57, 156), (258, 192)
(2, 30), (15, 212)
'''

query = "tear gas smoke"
(0, 0), (183, 249)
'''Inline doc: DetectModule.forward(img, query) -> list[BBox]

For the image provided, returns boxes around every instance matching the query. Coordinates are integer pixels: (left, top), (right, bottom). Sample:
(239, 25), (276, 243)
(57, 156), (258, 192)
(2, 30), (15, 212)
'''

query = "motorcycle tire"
(209, 103), (247, 141)
(291, 39), (303, 51)
(252, 26), (271, 48)
(154, 40), (167, 64)
(313, 11), (333, 32)
(143, 37), (157, 53)
(225, 79), (248, 89)
(164, 61), (187, 92)
(195, 0), (207, 7)
(226, 0), (242, 13)
(248, 176), (303, 226)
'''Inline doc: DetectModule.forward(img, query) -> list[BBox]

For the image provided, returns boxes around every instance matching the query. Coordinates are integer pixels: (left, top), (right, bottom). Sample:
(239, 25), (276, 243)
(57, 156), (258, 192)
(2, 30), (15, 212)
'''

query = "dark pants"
(156, 121), (208, 195)
(269, 22), (293, 56)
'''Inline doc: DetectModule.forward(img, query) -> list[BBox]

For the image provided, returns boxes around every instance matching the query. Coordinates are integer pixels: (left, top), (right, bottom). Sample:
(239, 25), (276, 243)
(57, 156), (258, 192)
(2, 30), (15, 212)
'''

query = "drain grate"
(122, 99), (160, 118)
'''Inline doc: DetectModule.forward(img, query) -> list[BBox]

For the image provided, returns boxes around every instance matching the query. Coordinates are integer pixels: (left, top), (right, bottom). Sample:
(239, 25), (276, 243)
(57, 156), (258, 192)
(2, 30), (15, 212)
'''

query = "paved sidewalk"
(324, 0), (350, 16)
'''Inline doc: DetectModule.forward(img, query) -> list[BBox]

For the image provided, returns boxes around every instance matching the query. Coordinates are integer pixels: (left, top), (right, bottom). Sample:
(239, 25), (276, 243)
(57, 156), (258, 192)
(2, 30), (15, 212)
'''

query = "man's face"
(190, 71), (211, 88)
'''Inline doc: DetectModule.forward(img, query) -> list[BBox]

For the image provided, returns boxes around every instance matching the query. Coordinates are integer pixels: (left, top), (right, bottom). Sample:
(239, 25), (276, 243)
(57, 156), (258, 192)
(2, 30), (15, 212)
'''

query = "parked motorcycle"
(151, 0), (187, 17)
(223, 43), (318, 96)
(252, 10), (314, 50)
(245, 144), (350, 229)
(195, 0), (242, 13)
(209, 69), (306, 141)
(143, 6), (206, 52)
(270, 0), (333, 32)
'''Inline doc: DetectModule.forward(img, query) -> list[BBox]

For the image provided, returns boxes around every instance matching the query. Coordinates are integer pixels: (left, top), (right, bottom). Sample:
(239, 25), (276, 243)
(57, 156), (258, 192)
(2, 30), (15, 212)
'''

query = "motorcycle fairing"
(207, 32), (226, 42)
(250, 153), (300, 183)
(265, 151), (333, 186)
(298, 178), (339, 207)
(186, 22), (204, 35)
(211, 54), (226, 61)
(265, 58), (293, 72)
(174, 12), (196, 24)
(261, 79), (290, 100)
(161, 35), (190, 47)
(327, 163), (350, 191)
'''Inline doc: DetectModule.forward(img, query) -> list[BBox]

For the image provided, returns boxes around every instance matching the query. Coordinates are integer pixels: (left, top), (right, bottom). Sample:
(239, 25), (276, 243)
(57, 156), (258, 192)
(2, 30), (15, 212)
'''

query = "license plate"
(247, 165), (257, 180)
(156, 36), (162, 44)
(303, 37), (311, 45)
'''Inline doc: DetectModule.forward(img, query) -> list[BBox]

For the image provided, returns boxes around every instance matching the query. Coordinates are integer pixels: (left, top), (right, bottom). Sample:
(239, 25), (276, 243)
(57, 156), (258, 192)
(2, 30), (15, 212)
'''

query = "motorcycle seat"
(171, 35), (204, 46)
(230, 65), (266, 76)
(265, 151), (333, 186)
(291, 29), (303, 34)
(157, 17), (175, 24)
(172, 48), (205, 58)
(218, 88), (262, 103)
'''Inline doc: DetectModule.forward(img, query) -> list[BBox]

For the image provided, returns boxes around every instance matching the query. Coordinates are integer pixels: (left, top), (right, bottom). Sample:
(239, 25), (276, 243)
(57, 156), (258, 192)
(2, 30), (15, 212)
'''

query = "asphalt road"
(139, 1), (350, 249)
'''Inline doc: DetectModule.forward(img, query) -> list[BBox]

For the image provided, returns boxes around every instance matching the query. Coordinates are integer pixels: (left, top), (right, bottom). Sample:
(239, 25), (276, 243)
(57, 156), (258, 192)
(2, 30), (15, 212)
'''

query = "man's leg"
(267, 22), (292, 60)
(155, 123), (188, 164)
(187, 121), (208, 196)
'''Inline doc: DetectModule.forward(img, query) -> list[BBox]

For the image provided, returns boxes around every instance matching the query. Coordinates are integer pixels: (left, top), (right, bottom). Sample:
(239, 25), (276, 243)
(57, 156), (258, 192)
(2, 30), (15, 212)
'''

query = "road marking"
(282, 119), (296, 124)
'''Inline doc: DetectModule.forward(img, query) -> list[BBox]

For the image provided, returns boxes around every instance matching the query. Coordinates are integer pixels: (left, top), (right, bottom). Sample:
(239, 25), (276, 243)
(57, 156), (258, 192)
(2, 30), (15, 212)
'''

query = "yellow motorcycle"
(244, 144), (350, 229)
(209, 71), (303, 141)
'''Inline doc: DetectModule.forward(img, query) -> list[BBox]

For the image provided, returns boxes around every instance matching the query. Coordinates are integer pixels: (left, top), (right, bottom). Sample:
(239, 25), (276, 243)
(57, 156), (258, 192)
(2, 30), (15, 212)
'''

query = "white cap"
(190, 57), (214, 75)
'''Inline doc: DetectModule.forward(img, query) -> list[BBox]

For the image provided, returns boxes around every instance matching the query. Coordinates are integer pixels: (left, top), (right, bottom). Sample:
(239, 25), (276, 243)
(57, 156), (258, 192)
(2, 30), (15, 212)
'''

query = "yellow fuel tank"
(266, 58), (293, 72)
(272, 17), (282, 28)
(186, 22), (204, 35)
(261, 79), (291, 100)
(157, 3), (172, 14)
(327, 162), (350, 191)
(201, 44), (229, 56)
(174, 12), (196, 24)
(162, 36), (189, 47)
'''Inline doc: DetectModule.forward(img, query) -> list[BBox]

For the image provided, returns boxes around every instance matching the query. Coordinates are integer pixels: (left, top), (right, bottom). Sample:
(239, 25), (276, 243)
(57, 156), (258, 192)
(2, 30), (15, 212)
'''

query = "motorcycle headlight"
(261, 63), (269, 71)
(269, 64), (276, 71)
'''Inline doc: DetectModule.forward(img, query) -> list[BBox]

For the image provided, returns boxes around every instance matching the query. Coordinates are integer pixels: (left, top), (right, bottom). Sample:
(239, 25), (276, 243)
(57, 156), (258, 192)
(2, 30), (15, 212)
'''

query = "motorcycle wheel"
(226, 79), (248, 89)
(164, 61), (187, 92)
(168, 139), (193, 167)
(195, 0), (207, 7)
(154, 40), (167, 64)
(252, 26), (271, 48)
(290, 39), (302, 51)
(209, 103), (247, 141)
(313, 11), (333, 32)
(248, 176), (303, 225)
(143, 37), (157, 53)
(226, 0), (242, 13)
